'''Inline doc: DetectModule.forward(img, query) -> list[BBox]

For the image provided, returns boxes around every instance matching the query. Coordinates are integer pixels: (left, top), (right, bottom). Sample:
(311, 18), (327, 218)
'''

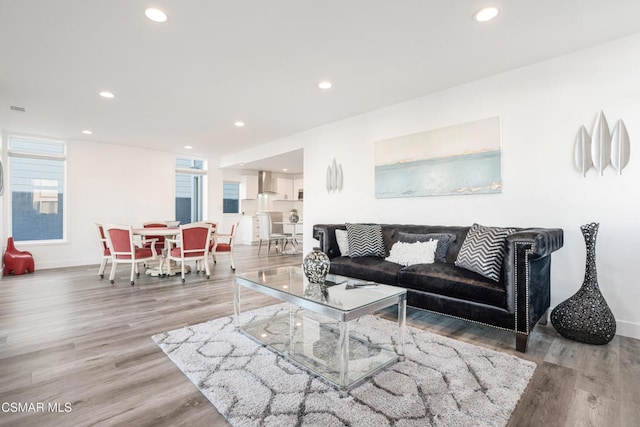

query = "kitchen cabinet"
(239, 216), (260, 245)
(242, 174), (259, 199)
(275, 177), (294, 200)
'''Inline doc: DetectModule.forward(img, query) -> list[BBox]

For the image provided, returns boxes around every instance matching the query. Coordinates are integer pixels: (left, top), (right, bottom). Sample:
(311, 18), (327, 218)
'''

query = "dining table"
(132, 226), (220, 276)
(273, 221), (303, 255)
(132, 227), (184, 277)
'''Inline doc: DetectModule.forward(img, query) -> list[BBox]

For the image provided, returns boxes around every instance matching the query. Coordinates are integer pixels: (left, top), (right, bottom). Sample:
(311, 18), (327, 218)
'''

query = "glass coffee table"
(234, 266), (407, 391)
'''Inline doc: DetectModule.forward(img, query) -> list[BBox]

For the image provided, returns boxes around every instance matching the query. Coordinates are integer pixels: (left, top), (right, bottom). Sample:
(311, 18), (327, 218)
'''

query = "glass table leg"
(289, 304), (295, 355)
(398, 296), (406, 361)
(339, 320), (349, 390)
(233, 282), (240, 328)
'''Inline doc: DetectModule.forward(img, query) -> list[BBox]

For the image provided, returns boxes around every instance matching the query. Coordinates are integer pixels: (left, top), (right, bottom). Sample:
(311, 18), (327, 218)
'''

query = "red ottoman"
(3, 237), (35, 275)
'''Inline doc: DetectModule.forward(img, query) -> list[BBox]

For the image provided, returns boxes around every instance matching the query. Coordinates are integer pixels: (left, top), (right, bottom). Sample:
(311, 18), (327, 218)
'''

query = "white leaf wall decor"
(574, 125), (592, 177)
(610, 119), (630, 175)
(330, 158), (337, 190)
(326, 158), (344, 193)
(591, 110), (611, 176)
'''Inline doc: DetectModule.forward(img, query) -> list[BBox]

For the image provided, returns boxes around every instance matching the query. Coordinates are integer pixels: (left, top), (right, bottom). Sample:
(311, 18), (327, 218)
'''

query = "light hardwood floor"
(1, 244), (638, 426)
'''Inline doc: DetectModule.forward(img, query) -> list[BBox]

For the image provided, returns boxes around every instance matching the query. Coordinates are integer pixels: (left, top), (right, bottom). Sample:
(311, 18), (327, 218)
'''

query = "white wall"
(222, 33), (640, 339)
(207, 165), (224, 229)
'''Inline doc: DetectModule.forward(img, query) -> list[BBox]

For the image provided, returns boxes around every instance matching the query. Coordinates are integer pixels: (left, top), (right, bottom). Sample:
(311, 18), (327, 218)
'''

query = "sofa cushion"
(386, 240), (438, 266)
(328, 256), (402, 285)
(398, 263), (507, 308)
(335, 229), (349, 256)
(397, 232), (455, 263)
(379, 225), (471, 263)
(455, 223), (515, 281)
(346, 223), (385, 258)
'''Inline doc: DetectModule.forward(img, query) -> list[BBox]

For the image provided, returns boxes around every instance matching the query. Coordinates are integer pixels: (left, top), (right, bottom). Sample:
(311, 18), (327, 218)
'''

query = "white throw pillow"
(335, 229), (349, 256)
(385, 240), (438, 266)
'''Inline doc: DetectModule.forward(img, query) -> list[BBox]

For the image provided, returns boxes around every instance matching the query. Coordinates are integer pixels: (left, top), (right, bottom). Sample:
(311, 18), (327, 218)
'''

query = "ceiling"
(2, 1), (640, 174)
(228, 148), (304, 175)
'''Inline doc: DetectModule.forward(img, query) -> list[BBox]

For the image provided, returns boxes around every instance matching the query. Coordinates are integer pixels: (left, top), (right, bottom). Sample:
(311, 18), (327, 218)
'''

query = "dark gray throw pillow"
(455, 223), (515, 281)
(397, 232), (456, 263)
(346, 223), (386, 258)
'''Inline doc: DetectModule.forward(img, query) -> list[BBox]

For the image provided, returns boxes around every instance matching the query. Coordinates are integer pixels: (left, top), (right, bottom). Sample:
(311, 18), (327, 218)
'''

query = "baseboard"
(33, 258), (99, 271)
(615, 320), (640, 340)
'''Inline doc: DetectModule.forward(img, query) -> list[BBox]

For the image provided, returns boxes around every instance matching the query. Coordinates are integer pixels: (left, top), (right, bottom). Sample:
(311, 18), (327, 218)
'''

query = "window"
(8, 136), (66, 242)
(175, 158), (205, 225)
(223, 181), (240, 214)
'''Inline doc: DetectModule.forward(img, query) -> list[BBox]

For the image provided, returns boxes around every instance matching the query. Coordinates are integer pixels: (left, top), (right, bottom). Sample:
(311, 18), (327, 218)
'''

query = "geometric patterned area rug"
(152, 303), (536, 427)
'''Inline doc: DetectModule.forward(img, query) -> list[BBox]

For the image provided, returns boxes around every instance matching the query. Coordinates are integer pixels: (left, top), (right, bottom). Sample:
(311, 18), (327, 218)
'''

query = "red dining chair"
(95, 223), (111, 279)
(204, 220), (218, 253)
(104, 224), (157, 286)
(204, 220), (218, 234)
(166, 222), (212, 283)
(142, 221), (168, 254)
(211, 221), (239, 271)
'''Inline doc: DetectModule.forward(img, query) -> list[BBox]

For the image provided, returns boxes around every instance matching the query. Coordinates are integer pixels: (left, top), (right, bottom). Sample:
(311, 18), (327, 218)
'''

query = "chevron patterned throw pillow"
(455, 223), (516, 281)
(346, 223), (386, 258)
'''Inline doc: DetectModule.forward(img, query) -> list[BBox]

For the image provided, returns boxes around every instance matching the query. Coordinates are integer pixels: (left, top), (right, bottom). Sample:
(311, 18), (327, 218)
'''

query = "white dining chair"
(257, 212), (286, 256)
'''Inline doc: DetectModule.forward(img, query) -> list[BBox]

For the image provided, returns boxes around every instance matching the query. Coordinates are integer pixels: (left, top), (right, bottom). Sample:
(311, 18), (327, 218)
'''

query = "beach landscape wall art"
(375, 116), (502, 198)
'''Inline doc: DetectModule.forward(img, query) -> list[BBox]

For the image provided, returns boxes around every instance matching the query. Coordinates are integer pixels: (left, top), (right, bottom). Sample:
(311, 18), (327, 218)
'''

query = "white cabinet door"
(276, 178), (293, 200)
(239, 216), (260, 245)
(243, 174), (259, 199)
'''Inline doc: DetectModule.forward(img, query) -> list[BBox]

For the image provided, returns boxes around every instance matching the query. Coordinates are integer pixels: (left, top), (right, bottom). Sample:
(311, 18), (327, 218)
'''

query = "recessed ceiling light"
(82, 130), (93, 135)
(473, 5), (501, 22)
(145, 8), (168, 23)
(99, 91), (114, 98)
(283, 168), (288, 172)
(234, 121), (245, 127)
(318, 81), (332, 89)
(184, 145), (193, 150)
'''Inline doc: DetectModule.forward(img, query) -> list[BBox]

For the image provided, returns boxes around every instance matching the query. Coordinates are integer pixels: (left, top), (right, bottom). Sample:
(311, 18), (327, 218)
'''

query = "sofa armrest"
(507, 228), (564, 258)
(503, 228), (564, 333)
(312, 224), (346, 259)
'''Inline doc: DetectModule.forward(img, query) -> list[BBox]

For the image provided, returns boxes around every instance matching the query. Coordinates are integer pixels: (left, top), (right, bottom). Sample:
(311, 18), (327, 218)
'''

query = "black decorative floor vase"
(551, 223), (616, 344)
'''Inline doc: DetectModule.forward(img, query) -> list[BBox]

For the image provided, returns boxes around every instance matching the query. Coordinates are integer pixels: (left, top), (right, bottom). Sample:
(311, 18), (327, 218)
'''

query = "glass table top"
(234, 266), (406, 313)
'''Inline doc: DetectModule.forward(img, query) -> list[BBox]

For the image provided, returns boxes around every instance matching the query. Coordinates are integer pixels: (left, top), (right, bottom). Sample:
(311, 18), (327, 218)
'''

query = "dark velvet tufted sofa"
(313, 223), (564, 352)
